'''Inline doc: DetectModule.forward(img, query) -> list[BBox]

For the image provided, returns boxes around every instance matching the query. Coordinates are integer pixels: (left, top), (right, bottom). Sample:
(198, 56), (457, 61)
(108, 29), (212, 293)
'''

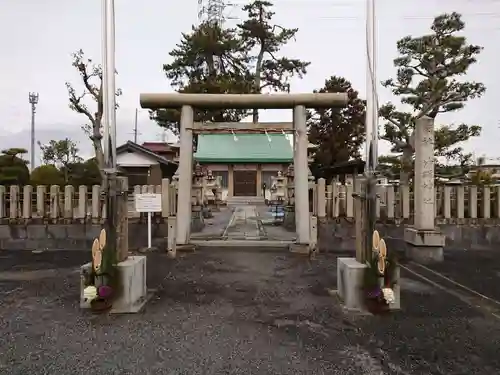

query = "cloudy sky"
(0, 0), (498, 164)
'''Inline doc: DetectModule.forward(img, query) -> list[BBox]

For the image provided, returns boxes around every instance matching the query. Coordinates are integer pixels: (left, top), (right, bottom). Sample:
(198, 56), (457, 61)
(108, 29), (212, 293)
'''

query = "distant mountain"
(0, 124), (177, 167)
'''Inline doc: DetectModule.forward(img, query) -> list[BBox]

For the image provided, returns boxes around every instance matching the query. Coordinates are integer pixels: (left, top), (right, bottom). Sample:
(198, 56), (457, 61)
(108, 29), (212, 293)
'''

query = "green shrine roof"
(194, 134), (293, 163)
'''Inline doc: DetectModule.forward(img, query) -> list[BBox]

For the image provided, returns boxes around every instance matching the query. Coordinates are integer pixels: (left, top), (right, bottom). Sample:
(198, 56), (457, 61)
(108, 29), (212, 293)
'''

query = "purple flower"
(366, 288), (381, 298)
(98, 285), (113, 298)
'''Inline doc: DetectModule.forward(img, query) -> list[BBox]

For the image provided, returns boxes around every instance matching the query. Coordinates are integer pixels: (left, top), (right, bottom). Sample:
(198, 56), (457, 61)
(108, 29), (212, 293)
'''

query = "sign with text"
(135, 193), (162, 212)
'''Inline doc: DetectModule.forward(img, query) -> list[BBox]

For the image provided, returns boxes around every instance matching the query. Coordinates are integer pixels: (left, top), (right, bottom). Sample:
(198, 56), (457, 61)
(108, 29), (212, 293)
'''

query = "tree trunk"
(399, 148), (413, 186)
(253, 48), (264, 124)
(252, 6), (266, 124)
(93, 140), (104, 172)
(91, 119), (105, 179)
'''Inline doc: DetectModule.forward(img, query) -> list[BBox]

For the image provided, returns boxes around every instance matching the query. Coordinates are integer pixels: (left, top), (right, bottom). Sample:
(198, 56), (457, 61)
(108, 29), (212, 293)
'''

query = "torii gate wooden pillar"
(140, 93), (348, 246)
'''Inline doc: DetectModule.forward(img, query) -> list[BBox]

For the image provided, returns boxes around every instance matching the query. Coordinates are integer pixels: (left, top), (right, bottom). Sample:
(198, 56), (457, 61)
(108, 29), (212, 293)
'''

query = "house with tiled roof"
(115, 141), (178, 186)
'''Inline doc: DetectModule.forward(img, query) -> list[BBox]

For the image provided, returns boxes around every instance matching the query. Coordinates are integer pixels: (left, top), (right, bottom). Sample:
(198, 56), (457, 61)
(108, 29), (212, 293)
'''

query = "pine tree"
(152, 22), (253, 134)
(380, 12), (485, 185)
(308, 76), (366, 179)
(238, 0), (310, 122)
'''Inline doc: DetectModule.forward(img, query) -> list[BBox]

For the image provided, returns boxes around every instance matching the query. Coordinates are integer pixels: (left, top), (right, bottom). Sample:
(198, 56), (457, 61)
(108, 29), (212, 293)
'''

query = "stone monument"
(404, 117), (445, 263)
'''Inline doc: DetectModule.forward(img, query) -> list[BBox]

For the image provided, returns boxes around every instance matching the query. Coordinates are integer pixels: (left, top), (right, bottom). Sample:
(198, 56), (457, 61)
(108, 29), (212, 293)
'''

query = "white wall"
(116, 151), (158, 167)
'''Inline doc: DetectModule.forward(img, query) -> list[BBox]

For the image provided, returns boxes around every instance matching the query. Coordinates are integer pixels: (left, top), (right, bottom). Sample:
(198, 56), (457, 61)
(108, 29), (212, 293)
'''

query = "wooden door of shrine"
(233, 171), (257, 196)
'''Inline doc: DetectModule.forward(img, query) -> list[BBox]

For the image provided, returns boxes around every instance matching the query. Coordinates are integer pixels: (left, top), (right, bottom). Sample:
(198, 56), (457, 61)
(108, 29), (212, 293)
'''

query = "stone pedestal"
(337, 257), (366, 310)
(404, 228), (445, 263)
(337, 257), (401, 311)
(80, 256), (148, 314)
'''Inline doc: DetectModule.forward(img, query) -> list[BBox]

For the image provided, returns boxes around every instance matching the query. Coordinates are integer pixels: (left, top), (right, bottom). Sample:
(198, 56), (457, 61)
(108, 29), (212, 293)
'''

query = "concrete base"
(337, 257), (401, 311)
(389, 266), (401, 311)
(404, 227), (445, 263)
(80, 256), (148, 314)
(337, 257), (367, 310)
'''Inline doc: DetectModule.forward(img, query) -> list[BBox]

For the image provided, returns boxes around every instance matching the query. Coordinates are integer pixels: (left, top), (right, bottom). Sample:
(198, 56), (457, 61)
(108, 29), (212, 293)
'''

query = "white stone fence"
(0, 179), (177, 223)
(0, 179), (498, 222)
(311, 179), (500, 221)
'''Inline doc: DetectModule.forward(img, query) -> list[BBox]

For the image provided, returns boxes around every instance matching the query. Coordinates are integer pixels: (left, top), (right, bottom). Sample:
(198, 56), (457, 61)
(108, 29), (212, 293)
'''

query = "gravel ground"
(419, 249), (500, 301)
(0, 248), (499, 375)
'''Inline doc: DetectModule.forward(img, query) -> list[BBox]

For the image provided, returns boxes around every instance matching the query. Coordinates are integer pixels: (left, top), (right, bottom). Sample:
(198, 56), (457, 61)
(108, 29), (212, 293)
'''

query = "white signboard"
(135, 193), (162, 213)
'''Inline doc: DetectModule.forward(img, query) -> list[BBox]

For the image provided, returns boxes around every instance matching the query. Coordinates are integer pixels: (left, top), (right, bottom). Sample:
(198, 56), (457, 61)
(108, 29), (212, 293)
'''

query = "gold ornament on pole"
(378, 238), (387, 274)
(372, 230), (387, 274)
(92, 239), (102, 271)
(91, 229), (108, 271)
(372, 230), (380, 251)
(99, 228), (107, 250)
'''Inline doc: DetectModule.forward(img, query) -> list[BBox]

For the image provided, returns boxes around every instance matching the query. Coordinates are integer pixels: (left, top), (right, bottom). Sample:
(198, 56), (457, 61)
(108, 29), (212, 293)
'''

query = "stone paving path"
(223, 205), (266, 240)
(189, 207), (233, 240)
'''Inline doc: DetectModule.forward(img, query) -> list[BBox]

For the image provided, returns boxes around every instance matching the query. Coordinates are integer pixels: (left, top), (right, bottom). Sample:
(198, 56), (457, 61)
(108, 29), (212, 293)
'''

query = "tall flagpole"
(102, 0), (109, 168)
(107, 0), (117, 167)
(102, 0), (120, 260)
(364, 0), (378, 261)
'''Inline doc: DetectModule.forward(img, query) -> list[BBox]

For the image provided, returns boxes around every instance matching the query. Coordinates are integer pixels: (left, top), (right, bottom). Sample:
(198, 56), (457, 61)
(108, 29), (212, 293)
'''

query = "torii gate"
(139, 93), (348, 248)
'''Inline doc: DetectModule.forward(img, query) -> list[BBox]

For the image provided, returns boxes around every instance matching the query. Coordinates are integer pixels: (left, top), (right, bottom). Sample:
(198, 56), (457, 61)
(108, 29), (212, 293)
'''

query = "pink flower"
(98, 285), (113, 298)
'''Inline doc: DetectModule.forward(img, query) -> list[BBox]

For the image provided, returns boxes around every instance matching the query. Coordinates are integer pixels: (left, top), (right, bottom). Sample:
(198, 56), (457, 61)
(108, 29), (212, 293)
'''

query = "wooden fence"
(0, 179), (499, 222)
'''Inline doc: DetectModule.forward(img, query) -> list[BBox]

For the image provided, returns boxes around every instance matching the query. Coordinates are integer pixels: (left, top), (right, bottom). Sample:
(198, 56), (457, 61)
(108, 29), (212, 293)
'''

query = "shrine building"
(194, 129), (316, 201)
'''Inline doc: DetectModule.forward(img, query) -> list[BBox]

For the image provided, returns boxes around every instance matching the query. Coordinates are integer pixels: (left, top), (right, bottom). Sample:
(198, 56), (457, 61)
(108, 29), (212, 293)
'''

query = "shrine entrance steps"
(226, 196), (266, 207)
(189, 203), (295, 248)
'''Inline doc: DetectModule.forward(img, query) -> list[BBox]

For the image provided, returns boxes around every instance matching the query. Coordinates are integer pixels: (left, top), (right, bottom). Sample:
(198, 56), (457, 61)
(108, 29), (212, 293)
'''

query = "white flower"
(382, 288), (395, 304)
(83, 286), (98, 302)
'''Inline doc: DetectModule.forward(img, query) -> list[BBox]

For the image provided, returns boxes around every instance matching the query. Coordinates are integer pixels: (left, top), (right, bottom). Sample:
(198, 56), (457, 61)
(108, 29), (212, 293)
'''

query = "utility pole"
(28, 92), (39, 171)
(133, 108), (138, 143)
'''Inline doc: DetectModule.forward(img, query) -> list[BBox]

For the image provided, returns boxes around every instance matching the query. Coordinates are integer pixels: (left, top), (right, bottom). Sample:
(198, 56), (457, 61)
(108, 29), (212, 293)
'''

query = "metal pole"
(134, 108), (138, 143)
(102, 0), (119, 260)
(147, 212), (152, 248)
(30, 102), (35, 171)
(28, 92), (39, 171)
(102, 0), (109, 168)
(363, 0), (378, 261)
(107, 0), (117, 167)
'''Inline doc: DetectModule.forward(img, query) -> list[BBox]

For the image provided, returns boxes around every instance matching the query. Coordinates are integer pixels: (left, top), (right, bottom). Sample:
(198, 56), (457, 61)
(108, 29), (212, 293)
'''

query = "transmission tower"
(197, 0), (229, 27)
